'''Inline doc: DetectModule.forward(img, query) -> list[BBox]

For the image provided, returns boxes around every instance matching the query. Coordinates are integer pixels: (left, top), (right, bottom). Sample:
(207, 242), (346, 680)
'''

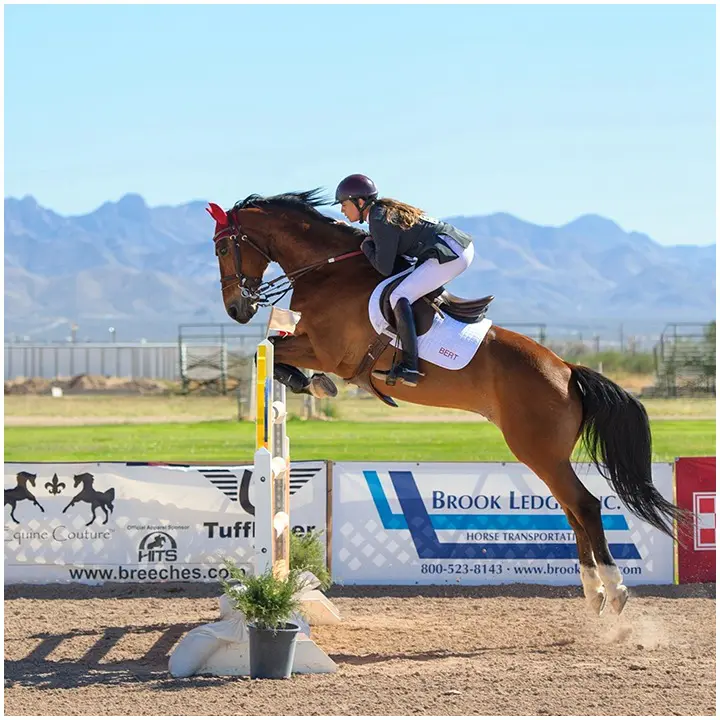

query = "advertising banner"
(4, 461), (327, 585)
(332, 462), (675, 586)
(675, 456), (716, 584)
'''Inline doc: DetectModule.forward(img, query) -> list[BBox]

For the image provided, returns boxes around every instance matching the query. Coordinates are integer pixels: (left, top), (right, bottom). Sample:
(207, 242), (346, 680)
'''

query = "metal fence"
(4, 342), (187, 381)
(178, 324), (265, 394)
(6, 321), (715, 400)
(4, 325), (266, 385)
(652, 323), (716, 397)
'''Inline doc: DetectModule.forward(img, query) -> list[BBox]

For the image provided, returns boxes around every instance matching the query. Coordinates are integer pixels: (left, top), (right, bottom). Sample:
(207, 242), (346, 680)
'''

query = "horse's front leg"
(268, 334), (338, 398)
(274, 362), (313, 394)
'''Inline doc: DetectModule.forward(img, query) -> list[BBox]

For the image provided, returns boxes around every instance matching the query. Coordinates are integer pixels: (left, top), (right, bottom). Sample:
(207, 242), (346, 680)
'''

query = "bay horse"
(208, 189), (687, 616)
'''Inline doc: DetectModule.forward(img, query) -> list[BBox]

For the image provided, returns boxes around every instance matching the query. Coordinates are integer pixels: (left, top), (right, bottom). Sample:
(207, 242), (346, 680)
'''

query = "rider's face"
(340, 199), (364, 223)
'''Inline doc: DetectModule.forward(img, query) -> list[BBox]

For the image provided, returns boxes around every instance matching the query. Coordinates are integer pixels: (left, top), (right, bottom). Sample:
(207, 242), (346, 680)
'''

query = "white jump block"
(197, 631), (337, 677)
(301, 591), (343, 626)
(168, 592), (338, 678)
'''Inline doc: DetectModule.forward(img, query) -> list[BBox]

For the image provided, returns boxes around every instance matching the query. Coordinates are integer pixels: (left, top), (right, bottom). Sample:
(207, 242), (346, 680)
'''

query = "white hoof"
(587, 589), (607, 616)
(609, 586), (629, 615)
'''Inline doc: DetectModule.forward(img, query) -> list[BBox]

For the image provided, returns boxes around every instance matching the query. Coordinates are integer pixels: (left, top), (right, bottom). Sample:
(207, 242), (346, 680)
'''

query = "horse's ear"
(206, 202), (229, 226)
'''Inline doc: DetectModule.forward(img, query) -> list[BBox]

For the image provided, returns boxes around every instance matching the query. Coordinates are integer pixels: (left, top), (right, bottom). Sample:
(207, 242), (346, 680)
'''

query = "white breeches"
(389, 236), (475, 309)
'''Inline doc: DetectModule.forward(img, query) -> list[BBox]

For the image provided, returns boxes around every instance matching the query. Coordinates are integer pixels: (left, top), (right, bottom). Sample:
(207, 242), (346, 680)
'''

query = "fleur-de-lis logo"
(45, 473), (66, 495)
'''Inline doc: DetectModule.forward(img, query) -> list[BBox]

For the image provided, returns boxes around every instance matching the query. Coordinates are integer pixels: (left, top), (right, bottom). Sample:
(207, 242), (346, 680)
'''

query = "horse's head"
(208, 189), (364, 324)
(17, 471), (37, 487)
(73, 472), (93, 488)
(207, 201), (275, 324)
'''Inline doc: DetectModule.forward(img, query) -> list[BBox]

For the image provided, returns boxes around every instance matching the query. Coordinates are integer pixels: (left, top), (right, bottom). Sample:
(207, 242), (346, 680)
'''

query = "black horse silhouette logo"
(146, 534), (167, 550)
(62, 473), (115, 526)
(5, 471), (45, 524)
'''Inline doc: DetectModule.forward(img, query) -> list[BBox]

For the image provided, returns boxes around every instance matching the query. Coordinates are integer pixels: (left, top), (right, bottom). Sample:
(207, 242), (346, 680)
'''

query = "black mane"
(233, 188), (334, 223)
(232, 188), (367, 240)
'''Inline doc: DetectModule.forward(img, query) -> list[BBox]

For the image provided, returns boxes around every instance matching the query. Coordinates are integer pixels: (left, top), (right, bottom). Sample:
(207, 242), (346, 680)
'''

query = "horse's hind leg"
(561, 466), (628, 615)
(534, 460), (628, 615)
(9, 503), (19, 524)
(87, 506), (98, 527)
(562, 507), (606, 615)
(510, 450), (608, 615)
(500, 416), (627, 614)
(488, 333), (629, 614)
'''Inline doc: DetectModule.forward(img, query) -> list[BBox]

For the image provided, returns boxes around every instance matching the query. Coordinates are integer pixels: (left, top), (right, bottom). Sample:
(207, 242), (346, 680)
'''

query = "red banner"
(676, 457), (716, 584)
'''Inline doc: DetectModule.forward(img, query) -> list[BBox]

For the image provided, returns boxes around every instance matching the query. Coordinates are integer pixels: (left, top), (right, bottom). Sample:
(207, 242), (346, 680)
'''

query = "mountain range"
(4, 193), (715, 343)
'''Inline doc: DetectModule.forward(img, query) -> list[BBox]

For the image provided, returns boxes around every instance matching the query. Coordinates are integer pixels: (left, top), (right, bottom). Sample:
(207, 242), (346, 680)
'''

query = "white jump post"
(251, 339), (339, 674)
(253, 340), (341, 625)
(254, 339), (291, 580)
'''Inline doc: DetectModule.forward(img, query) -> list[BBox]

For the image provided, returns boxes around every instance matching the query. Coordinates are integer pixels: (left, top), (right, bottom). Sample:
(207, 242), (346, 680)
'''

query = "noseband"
(213, 219), (364, 307)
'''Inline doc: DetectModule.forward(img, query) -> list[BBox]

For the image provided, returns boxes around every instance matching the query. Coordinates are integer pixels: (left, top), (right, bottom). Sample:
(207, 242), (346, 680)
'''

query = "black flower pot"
(248, 622), (300, 679)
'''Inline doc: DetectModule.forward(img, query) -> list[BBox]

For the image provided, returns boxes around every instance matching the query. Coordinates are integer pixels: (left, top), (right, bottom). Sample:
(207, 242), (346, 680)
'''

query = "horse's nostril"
(228, 305), (238, 321)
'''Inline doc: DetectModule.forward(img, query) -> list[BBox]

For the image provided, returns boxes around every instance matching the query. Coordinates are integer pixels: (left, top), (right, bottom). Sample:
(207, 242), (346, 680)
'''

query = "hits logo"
(138, 532), (178, 562)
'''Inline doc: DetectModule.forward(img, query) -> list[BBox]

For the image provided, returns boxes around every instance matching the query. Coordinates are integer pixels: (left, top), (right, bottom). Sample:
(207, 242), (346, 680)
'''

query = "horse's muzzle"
(227, 298), (257, 324)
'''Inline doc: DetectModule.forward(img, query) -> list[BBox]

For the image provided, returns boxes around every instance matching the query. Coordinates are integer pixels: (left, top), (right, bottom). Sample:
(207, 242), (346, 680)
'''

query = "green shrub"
(221, 562), (306, 630)
(290, 529), (331, 590)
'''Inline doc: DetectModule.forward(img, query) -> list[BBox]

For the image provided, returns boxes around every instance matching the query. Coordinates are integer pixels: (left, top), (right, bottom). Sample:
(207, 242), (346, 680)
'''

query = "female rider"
(334, 173), (475, 387)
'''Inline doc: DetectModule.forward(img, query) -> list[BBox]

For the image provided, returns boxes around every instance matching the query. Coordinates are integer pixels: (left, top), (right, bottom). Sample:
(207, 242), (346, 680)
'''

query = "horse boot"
(372, 297), (424, 387)
(274, 363), (312, 394)
(274, 363), (338, 398)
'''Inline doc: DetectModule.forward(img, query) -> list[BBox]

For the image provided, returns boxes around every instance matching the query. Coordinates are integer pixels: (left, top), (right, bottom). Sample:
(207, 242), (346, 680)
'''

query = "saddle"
(379, 276), (494, 336)
(348, 272), (495, 409)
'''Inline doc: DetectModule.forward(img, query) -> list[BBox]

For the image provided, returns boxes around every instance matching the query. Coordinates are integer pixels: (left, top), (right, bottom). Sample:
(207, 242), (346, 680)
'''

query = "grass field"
(4, 393), (716, 424)
(4, 419), (715, 463)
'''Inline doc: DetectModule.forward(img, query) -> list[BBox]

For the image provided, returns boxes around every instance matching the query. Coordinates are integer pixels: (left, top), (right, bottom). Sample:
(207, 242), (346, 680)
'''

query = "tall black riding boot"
(372, 297), (424, 387)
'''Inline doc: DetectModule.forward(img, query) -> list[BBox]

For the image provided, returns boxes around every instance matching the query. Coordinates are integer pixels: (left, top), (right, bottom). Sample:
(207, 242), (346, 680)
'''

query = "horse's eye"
(219, 247), (228, 256)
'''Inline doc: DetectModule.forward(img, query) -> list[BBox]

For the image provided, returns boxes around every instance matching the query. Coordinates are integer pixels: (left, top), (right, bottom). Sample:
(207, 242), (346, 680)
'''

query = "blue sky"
(4, 3), (716, 246)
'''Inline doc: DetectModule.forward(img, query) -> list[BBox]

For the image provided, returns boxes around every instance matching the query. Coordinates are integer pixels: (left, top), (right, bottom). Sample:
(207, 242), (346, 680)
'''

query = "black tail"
(570, 364), (690, 538)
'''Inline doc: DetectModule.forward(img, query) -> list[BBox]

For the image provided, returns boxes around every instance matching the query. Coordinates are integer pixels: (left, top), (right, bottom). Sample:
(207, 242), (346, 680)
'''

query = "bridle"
(213, 217), (364, 307)
(213, 224), (271, 302)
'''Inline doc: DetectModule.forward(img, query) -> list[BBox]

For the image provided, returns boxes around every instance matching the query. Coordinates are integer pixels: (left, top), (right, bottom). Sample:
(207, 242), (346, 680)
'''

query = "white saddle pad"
(368, 270), (493, 371)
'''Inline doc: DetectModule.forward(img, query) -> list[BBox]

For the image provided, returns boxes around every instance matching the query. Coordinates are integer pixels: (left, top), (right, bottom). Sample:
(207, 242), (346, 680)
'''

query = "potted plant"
(222, 562), (307, 679)
(290, 529), (331, 591)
